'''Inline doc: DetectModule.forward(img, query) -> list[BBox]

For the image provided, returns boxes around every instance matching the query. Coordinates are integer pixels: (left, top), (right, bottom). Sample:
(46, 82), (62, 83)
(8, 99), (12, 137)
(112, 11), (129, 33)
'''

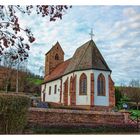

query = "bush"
(115, 87), (122, 106)
(0, 94), (30, 134)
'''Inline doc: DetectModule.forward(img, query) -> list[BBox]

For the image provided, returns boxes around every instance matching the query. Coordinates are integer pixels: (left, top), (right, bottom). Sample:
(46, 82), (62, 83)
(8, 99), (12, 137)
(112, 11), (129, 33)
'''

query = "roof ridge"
(93, 43), (110, 70)
(45, 41), (64, 55)
(91, 40), (94, 68)
(73, 40), (92, 70)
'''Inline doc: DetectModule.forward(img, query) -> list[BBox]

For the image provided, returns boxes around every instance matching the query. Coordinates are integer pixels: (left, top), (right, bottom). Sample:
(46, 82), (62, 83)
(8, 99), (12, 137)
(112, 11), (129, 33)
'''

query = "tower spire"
(89, 28), (94, 40)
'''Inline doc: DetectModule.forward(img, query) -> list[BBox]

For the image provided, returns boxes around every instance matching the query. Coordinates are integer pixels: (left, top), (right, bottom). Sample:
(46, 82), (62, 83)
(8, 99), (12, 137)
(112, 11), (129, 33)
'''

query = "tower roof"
(64, 39), (111, 75)
(45, 41), (64, 55)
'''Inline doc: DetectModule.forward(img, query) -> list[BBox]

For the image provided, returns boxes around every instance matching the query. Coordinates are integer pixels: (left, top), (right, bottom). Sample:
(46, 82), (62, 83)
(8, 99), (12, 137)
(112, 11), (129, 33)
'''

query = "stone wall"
(109, 75), (115, 107)
(28, 108), (130, 126)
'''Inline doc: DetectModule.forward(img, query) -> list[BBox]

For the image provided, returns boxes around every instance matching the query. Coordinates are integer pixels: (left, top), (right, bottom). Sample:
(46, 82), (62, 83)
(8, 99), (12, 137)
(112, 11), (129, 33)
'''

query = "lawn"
(129, 110), (140, 120)
(27, 77), (43, 85)
(24, 124), (139, 134)
(130, 110), (140, 115)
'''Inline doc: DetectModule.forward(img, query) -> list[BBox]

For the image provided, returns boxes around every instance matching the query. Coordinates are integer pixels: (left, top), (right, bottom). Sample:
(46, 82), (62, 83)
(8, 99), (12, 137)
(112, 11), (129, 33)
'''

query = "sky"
(16, 6), (140, 86)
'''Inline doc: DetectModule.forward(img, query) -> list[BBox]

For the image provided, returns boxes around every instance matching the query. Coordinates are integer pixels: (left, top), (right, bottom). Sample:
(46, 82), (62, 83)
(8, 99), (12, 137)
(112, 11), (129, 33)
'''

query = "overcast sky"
(17, 6), (140, 86)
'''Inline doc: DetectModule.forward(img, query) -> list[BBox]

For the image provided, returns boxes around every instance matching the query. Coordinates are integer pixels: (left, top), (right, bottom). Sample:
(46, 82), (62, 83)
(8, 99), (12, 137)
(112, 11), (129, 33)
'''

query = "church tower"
(45, 41), (64, 77)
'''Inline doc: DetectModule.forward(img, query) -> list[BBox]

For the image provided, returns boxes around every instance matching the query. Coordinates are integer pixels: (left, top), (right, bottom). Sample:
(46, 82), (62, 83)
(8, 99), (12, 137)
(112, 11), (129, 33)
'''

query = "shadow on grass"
(23, 123), (140, 134)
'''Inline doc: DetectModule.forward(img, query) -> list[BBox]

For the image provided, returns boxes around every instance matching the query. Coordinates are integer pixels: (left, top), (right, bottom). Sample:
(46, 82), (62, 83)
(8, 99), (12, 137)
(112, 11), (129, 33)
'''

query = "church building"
(41, 38), (115, 110)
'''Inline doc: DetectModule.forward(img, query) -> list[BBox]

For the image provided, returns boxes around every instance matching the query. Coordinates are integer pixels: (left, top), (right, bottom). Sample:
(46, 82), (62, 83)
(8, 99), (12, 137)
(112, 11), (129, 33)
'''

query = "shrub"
(0, 94), (30, 134)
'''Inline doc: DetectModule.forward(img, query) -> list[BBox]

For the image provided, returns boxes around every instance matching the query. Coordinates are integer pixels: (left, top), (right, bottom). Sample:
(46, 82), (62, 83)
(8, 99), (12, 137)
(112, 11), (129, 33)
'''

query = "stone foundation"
(47, 102), (114, 111)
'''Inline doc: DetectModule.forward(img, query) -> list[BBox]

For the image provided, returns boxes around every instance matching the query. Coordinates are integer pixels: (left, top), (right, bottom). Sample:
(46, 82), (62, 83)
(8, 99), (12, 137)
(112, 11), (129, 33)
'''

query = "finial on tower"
(89, 28), (94, 40)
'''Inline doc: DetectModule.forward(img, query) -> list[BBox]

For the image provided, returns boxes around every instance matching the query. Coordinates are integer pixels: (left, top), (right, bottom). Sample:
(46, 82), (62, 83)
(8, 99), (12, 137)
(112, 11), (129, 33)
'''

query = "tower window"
(55, 54), (59, 60)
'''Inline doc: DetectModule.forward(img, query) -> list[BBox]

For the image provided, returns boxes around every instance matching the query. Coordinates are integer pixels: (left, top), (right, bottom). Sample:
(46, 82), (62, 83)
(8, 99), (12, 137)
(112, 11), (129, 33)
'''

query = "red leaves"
(3, 38), (8, 48)
(10, 38), (15, 46)
(0, 45), (4, 55)
(64, 6), (68, 9)
(11, 55), (18, 60)
(50, 17), (56, 22)
(0, 50), (2, 55)
(28, 36), (35, 43)
(25, 28), (31, 34)
(35, 5), (71, 22)
(6, 23), (10, 28)
(0, 5), (71, 62)
(25, 44), (30, 50)
(50, 7), (54, 15)
(19, 36), (24, 41)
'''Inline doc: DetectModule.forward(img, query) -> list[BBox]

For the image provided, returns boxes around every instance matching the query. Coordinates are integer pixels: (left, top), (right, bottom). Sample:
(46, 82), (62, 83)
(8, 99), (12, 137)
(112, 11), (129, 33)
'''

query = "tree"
(127, 80), (140, 110)
(1, 49), (18, 92)
(0, 5), (71, 60)
(39, 65), (45, 76)
(115, 87), (123, 109)
(0, 48), (29, 93)
(0, 5), (71, 93)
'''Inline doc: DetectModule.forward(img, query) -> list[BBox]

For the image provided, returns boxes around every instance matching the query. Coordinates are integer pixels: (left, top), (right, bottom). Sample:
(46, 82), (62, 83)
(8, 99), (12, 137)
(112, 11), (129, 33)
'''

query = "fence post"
(123, 111), (130, 124)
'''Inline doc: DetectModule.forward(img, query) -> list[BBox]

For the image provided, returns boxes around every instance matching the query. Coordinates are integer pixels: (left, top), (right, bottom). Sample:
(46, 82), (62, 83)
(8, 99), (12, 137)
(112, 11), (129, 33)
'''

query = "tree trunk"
(5, 84), (8, 93)
(136, 102), (139, 110)
(16, 68), (19, 93)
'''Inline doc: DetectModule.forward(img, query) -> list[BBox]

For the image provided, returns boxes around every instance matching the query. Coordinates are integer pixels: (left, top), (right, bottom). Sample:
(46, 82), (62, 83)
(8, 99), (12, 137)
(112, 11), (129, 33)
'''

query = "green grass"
(129, 110), (140, 120)
(27, 77), (43, 85)
(129, 110), (140, 115)
(130, 110), (140, 115)
(24, 124), (139, 134)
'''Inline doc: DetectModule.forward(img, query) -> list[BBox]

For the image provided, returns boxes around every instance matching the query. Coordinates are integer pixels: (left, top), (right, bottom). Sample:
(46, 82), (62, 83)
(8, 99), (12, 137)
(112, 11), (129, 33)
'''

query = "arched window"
(55, 54), (59, 60)
(79, 73), (87, 95)
(97, 73), (105, 96)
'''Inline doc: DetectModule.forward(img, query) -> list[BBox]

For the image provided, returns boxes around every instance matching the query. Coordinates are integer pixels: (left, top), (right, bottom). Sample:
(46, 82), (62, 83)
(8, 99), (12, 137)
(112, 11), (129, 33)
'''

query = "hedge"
(0, 94), (30, 134)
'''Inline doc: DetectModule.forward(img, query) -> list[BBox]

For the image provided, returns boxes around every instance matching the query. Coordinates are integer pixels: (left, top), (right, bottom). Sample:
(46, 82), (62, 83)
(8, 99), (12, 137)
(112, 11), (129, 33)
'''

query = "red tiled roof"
(43, 40), (111, 84)
(44, 59), (71, 83)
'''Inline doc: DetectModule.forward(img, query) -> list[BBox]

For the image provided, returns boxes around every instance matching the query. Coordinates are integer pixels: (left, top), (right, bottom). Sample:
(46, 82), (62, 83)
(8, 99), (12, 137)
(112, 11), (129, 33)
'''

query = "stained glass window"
(98, 73), (105, 96)
(80, 73), (87, 95)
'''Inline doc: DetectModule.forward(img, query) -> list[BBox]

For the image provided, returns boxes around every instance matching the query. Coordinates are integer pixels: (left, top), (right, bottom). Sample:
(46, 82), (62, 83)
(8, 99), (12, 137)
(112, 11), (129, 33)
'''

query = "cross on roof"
(89, 28), (94, 40)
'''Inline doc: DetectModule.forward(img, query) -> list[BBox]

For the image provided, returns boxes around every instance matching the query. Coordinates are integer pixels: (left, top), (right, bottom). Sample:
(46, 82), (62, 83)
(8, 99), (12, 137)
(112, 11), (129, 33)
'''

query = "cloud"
(123, 7), (137, 16)
(15, 6), (140, 86)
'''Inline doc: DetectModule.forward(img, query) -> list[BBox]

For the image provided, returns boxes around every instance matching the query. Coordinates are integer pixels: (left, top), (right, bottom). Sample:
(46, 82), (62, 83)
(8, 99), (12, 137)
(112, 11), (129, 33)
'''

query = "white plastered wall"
(41, 79), (61, 103)
(62, 70), (92, 106)
(93, 70), (110, 106)
(61, 73), (73, 105)
(41, 69), (111, 106)
(62, 70), (110, 106)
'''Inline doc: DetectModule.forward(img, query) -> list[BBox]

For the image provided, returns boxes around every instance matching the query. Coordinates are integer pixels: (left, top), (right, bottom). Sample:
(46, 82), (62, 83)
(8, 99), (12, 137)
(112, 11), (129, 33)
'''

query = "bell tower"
(45, 41), (64, 77)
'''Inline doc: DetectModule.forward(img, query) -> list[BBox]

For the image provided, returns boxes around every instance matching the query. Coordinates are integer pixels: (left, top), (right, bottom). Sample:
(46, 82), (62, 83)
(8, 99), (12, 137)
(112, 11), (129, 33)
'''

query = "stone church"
(41, 39), (115, 110)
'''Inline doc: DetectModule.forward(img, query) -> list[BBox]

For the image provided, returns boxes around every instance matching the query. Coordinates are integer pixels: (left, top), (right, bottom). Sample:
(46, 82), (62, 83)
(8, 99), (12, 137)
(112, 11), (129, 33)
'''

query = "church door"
(63, 78), (68, 106)
(70, 76), (76, 106)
